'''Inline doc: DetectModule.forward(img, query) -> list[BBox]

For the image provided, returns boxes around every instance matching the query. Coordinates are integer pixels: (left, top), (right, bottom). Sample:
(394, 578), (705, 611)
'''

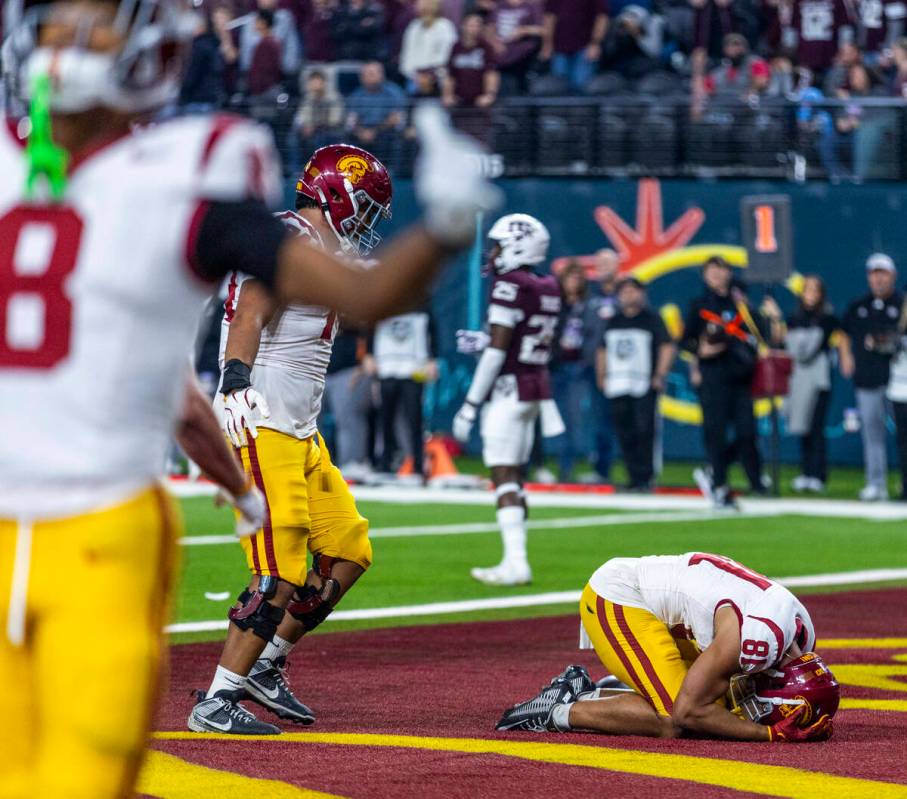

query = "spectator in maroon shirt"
(488, 0), (545, 94)
(788, 0), (856, 77)
(540, 0), (608, 92)
(444, 12), (500, 107)
(444, 11), (499, 142)
(301, 0), (339, 63)
(246, 10), (284, 96)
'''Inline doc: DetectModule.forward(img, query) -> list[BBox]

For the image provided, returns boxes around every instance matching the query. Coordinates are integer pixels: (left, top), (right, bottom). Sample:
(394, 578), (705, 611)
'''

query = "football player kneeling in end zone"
(453, 214), (564, 587)
(496, 552), (838, 742)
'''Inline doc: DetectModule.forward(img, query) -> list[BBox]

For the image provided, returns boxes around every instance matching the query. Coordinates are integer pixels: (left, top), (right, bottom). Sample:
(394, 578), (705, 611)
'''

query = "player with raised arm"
(452, 214), (564, 587)
(0, 1), (499, 794)
(189, 148), (392, 735)
(496, 552), (838, 743)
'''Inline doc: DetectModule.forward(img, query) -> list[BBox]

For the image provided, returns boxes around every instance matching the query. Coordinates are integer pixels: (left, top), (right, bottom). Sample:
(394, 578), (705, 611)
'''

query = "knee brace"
(228, 574), (285, 641)
(286, 554), (341, 633)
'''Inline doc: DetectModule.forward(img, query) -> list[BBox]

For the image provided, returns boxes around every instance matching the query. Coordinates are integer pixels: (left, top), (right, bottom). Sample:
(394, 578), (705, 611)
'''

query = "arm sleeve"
(487, 278), (526, 328)
(465, 346), (507, 405)
(191, 200), (290, 288)
(654, 313), (670, 347)
(681, 299), (703, 354)
(841, 303), (856, 335)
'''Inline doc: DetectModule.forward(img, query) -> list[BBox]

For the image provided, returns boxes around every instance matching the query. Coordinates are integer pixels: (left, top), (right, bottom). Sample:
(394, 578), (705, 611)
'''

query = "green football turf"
(170, 490), (907, 644)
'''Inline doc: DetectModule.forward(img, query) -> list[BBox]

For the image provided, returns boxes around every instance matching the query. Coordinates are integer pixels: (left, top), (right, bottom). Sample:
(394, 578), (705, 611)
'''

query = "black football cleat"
(495, 679), (574, 733)
(246, 657), (316, 725)
(549, 664), (595, 699)
(187, 689), (281, 735)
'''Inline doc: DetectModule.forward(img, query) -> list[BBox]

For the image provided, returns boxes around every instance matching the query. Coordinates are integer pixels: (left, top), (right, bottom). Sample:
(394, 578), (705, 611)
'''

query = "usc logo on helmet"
(778, 696), (812, 723)
(336, 155), (371, 185)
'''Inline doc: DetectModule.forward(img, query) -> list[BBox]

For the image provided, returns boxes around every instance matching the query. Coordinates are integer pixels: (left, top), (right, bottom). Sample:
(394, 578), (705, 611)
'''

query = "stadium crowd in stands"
(170, 0), (907, 180)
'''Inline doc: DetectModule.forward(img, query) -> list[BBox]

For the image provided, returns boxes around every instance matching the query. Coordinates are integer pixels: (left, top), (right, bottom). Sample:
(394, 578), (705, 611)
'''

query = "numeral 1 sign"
(753, 204), (778, 254)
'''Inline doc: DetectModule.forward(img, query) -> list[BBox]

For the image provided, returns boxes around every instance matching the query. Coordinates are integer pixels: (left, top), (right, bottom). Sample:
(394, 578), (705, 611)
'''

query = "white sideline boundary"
(165, 567), (907, 634)
(166, 478), (907, 519)
(178, 509), (776, 547)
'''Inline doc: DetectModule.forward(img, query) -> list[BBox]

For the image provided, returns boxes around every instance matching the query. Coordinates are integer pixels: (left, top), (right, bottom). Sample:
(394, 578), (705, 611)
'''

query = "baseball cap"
(617, 275), (645, 291)
(866, 252), (896, 273)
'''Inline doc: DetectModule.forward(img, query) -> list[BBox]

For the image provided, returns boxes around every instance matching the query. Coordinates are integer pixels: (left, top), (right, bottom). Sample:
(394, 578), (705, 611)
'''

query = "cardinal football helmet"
(2, 0), (196, 114)
(295, 144), (392, 256)
(729, 652), (840, 726)
(486, 213), (550, 275)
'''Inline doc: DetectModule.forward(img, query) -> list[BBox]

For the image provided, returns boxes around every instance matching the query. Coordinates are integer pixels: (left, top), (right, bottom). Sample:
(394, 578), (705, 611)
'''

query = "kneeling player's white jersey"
(0, 115), (282, 518)
(589, 553), (815, 674)
(218, 211), (337, 440)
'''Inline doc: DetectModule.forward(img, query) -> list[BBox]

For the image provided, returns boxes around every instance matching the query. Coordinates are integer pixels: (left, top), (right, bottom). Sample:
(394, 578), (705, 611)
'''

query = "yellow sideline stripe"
(154, 733), (907, 798)
(138, 750), (344, 798)
(840, 699), (907, 712)
(820, 639), (907, 649)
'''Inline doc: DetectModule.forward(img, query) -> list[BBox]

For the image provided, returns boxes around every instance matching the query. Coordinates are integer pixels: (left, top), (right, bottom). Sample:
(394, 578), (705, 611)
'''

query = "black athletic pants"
(698, 374), (761, 490)
(378, 377), (424, 475)
(892, 400), (907, 497)
(611, 390), (657, 488)
(800, 390), (831, 483)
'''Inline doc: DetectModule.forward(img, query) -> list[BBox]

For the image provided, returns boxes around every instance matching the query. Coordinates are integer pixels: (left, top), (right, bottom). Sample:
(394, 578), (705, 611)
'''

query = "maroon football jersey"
(487, 269), (562, 401)
(792, 0), (856, 70)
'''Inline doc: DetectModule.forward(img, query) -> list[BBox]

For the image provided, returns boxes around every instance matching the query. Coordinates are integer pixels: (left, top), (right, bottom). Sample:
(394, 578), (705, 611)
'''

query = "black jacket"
(682, 289), (764, 382)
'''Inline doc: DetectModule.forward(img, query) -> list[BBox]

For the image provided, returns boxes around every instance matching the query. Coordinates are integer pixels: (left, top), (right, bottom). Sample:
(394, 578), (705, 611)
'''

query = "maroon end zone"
(153, 588), (907, 797)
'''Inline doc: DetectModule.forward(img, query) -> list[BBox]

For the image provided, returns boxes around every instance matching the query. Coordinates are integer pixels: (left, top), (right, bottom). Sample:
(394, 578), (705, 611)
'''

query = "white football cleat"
(470, 562), (532, 586)
(859, 484), (888, 502)
(692, 467), (714, 502)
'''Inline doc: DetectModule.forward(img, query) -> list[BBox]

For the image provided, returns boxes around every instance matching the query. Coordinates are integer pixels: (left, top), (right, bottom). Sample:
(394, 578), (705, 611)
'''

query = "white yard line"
(178, 509), (773, 547)
(167, 478), (907, 519)
(165, 567), (907, 634)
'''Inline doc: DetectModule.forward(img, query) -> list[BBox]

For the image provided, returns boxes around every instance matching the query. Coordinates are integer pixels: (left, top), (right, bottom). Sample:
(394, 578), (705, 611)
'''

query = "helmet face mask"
(729, 652), (840, 726)
(3, 0), (196, 115)
(296, 145), (392, 257)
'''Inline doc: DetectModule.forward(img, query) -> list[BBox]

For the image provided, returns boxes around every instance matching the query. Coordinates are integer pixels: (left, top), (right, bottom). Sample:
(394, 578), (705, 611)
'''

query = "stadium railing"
(228, 94), (907, 182)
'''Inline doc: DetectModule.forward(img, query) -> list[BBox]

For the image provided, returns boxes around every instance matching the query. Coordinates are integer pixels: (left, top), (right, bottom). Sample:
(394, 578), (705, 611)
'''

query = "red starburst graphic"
(552, 179), (705, 276)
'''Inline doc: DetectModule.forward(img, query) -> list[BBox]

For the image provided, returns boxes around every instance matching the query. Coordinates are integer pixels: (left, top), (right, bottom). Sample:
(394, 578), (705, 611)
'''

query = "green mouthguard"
(25, 73), (69, 201)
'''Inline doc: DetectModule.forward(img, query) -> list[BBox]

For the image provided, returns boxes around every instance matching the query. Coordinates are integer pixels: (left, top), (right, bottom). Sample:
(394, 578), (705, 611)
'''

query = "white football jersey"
(218, 211), (337, 440)
(589, 553), (816, 674)
(0, 114), (282, 518)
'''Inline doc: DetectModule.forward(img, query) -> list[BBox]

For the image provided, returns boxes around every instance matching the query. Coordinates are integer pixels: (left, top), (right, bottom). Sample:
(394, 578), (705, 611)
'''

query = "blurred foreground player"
(0, 1), (500, 795)
(190, 148), (393, 735)
(497, 552), (837, 742)
(453, 214), (564, 586)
